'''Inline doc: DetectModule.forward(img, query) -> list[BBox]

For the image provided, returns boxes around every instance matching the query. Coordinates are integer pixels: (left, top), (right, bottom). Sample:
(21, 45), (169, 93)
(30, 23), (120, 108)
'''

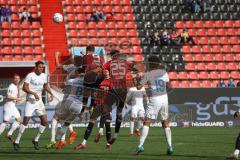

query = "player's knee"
(162, 120), (169, 128)
(116, 114), (122, 123)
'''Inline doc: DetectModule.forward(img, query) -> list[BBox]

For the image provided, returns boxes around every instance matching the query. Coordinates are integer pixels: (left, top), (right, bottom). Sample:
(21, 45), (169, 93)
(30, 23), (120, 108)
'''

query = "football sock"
(115, 115), (122, 135)
(7, 121), (20, 136)
(68, 124), (74, 133)
(34, 125), (46, 142)
(99, 128), (103, 135)
(137, 120), (143, 129)
(51, 118), (58, 142)
(83, 122), (94, 142)
(130, 121), (134, 134)
(138, 125), (149, 148)
(164, 127), (172, 148)
(15, 124), (26, 144)
(99, 116), (105, 129)
(234, 149), (240, 156)
(105, 121), (111, 142)
(82, 139), (87, 145)
(0, 122), (7, 135)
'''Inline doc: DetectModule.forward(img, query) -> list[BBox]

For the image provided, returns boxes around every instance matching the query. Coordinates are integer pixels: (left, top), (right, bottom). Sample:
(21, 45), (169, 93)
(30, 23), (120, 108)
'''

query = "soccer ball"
(53, 13), (63, 23)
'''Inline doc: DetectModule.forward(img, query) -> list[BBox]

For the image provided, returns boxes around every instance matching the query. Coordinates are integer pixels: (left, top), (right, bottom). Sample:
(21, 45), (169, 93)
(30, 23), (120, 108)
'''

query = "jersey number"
(111, 62), (126, 78)
(155, 79), (165, 92)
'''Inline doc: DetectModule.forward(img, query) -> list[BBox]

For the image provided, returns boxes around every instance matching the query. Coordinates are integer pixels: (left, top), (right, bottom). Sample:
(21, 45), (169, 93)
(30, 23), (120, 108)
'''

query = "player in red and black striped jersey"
(93, 69), (113, 147)
(75, 50), (136, 150)
(82, 45), (105, 113)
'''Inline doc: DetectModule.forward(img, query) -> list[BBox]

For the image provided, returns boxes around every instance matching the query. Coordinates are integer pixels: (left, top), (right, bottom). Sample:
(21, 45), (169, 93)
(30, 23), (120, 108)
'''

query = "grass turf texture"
(0, 127), (238, 160)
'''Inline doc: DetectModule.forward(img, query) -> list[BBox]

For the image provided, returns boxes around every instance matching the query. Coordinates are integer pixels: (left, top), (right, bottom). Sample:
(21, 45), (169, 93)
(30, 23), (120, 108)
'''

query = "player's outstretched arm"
(23, 82), (39, 101)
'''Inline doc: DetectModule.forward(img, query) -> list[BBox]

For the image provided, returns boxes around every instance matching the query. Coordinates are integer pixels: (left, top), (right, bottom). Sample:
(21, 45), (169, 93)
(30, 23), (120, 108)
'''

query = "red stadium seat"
(24, 47), (33, 54)
(169, 72), (178, 80)
(199, 71), (209, 79)
(197, 63), (206, 70)
(21, 22), (31, 29)
(35, 54), (44, 61)
(115, 14), (124, 21)
(103, 0), (111, 5)
(199, 37), (208, 45)
(130, 38), (140, 46)
(187, 29), (195, 36)
(11, 14), (20, 21)
(123, 6), (132, 13)
(195, 54), (203, 61)
(78, 22), (87, 29)
(22, 30), (31, 37)
(94, 0), (102, 5)
(230, 71), (240, 79)
(202, 80), (212, 87)
(3, 38), (11, 46)
(99, 30), (107, 37)
(205, 20), (214, 28)
(189, 71), (198, 79)
(2, 22), (10, 29)
(202, 45), (211, 53)
(109, 30), (117, 37)
(68, 22), (77, 29)
(230, 37), (239, 44)
(87, 22), (97, 29)
(84, 6), (93, 13)
(117, 22), (126, 29)
(190, 81), (201, 87)
(197, 29), (206, 36)
(207, 62), (217, 70)
(233, 45), (240, 53)
(132, 46), (142, 54)
(118, 29), (127, 37)
(224, 20), (233, 28)
(3, 47), (12, 54)
(219, 37), (229, 45)
(225, 54), (235, 61)
(210, 71), (220, 79)
(185, 63), (196, 70)
(14, 55), (23, 61)
(126, 22), (136, 29)
(88, 30), (98, 37)
(184, 54), (194, 62)
(125, 14), (134, 21)
(204, 54), (214, 62)
(212, 45), (221, 53)
(0, 0), (7, 5)
(170, 81), (180, 87)
(178, 72), (188, 80)
(23, 38), (32, 45)
(222, 45), (231, 53)
(78, 38), (88, 46)
(12, 30), (21, 37)
(195, 20), (204, 28)
(29, 0), (37, 5)
(192, 46), (201, 53)
(220, 71), (230, 79)
(128, 30), (137, 37)
(215, 20), (223, 28)
(112, 0), (120, 5)
(13, 38), (22, 46)
(29, 6), (38, 13)
(34, 47), (43, 54)
(207, 29), (215, 36)
(75, 6), (84, 13)
(235, 54), (240, 61)
(88, 38), (99, 46)
(25, 55), (34, 61)
(13, 47), (23, 55)
(234, 20), (240, 28)
(76, 14), (85, 21)
(185, 21), (194, 28)
(114, 6), (122, 13)
(228, 62), (237, 70)
(2, 30), (10, 37)
(67, 14), (75, 21)
(32, 30), (41, 37)
(182, 46), (191, 53)
(216, 28), (226, 36)
(9, 0), (17, 5)
(227, 28), (236, 36)
(3, 55), (13, 61)
(97, 22), (106, 29)
(218, 62), (227, 70)
(33, 38), (42, 45)
(122, 0), (130, 5)
(215, 54), (224, 61)
(107, 22), (116, 29)
(66, 6), (74, 13)
(175, 21), (184, 28)
(79, 30), (87, 37)
(84, 0), (92, 5)
(180, 81), (190, 87)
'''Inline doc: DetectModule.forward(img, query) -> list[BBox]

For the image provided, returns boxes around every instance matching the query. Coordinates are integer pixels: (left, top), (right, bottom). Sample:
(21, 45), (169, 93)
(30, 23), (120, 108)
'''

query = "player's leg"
(0, 121), (8, 136)
(130, 117), (136, 136)
(45, 115), (59, 149)
(227, 133), (240, 159)
(160, 101), (173, 155)
(13, 116), (31, 151)
(56, 122), (69, 149)
(105, 113), (112, 149)
(7, 106), (21, 140)
(0, 105), (11, 136)
(94, 115), (105, 143)
(32, 114), (47, 150)
(68, 124), (77, 144)
(135, 109), (145, 137)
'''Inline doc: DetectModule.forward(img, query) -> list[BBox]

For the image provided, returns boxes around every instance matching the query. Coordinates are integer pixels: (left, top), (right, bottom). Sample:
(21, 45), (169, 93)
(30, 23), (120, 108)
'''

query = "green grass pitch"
(0, 127), (238, 160)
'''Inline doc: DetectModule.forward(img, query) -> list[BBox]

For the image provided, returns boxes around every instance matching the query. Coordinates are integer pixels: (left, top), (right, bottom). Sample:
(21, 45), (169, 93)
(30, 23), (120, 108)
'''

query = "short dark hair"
(110, 50), (120, 57)
(35, 60), (44, 67)
(148, 55), (160, 69)
(86, 45), (95, 52)
(13, 73), (20, 78)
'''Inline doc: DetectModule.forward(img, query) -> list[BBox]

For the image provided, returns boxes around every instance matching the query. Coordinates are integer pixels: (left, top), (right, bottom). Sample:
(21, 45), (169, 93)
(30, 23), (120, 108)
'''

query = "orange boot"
(69, 131), (77, 144)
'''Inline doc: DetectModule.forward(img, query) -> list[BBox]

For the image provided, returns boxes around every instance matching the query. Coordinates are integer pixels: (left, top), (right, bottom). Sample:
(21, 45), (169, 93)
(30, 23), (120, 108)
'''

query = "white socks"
(51, 118), (58, 142)
(99, 128), (103, 135)
(130, 121), (134, 134)
(137, 120), (143, 129)
(138, 125), (149, 148)
(234, 149), (240, 156)
(164, 127), (172, 148)
(7, 121), (20, 136)
(82, 139), (87, 145)
(0, 123), (7, 135)
(68, 124), (74, 133)
(34, 125), (46, 142)
(15, 124), (27, 144)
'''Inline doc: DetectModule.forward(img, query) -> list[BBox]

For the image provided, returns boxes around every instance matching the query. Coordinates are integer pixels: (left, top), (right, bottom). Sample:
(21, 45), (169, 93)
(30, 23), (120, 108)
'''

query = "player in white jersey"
(54, 72), (84, 149)
(46, 71), (84, 150)
(125, 75), (148, 137)
(136, 56), (173, 155)
(0, 74), (22, 142)
(13, 61), (54, 151)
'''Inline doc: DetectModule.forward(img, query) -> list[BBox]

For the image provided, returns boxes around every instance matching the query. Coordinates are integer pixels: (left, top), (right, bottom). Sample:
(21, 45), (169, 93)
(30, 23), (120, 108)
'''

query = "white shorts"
(131, 105), (145, 118)
(146, 95), (168, 120)
(25, 100), (46, 117)
(55, 98), (83, 123)
(3, 102), (21, 121)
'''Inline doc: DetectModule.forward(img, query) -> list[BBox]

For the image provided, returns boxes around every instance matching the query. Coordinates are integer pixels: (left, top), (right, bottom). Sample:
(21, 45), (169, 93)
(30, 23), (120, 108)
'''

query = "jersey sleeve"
(24, 73), (32, 84)
(125, 88), (133, 102)
(44, 74), (48, 84)
(163, 72), (169, 82)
